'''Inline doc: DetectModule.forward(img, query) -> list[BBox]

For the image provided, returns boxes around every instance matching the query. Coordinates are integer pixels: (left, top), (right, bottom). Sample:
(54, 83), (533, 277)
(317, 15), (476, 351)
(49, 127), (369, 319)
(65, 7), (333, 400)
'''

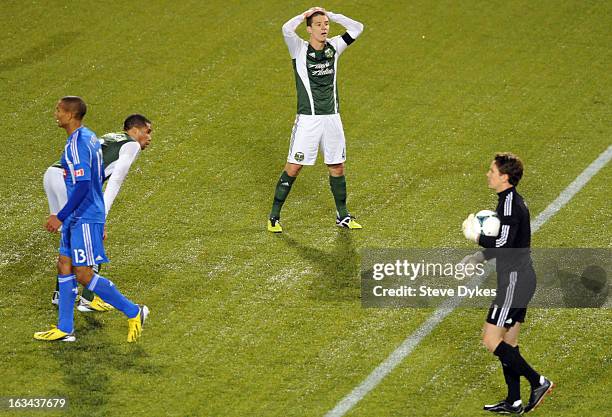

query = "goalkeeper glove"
(462, 213), (480, 243)
(460, 251), (486, 266)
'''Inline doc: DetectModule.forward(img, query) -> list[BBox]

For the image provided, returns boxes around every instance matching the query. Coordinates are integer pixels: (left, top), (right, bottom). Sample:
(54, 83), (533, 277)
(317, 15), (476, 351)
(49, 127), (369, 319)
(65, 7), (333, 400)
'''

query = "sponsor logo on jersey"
(308, 61), (334, 76)
(309, 61), (331, 70)
(312, 68), (334, 76)
(309, 52), (316, 58)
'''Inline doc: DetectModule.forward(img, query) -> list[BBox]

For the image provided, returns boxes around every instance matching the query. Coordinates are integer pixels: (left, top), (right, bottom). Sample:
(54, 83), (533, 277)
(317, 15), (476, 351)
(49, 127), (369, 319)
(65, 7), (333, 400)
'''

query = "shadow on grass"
(280, 231), (360, 302)
(0, 31), (81, 73)
(47, 314), (160, 416)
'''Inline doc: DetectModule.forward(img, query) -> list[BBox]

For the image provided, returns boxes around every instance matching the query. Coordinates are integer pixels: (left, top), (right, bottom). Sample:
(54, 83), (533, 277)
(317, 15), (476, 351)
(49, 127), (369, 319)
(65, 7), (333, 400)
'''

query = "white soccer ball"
(474, 210), (501, 237)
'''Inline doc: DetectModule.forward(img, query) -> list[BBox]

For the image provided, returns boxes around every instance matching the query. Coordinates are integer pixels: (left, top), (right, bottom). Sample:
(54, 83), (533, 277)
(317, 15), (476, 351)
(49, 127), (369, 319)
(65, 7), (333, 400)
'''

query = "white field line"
(325, 145), (612, 417)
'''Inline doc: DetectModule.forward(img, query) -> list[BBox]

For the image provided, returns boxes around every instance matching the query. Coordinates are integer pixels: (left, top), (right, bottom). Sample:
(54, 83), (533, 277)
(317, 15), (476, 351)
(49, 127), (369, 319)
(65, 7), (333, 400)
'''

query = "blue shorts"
(59, 220), (109, 266)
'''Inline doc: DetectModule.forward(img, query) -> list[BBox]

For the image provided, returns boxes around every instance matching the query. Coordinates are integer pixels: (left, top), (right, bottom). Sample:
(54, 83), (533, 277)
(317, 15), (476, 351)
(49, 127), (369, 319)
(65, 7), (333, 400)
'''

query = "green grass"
(0, 1), (610, 416)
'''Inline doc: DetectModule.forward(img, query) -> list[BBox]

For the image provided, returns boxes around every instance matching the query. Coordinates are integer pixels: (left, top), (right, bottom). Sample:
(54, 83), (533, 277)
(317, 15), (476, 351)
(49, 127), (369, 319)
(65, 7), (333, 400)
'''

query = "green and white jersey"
(98, 132), (141, 214)
(282, 12), (364, 115)
(99, 132), (138, 177)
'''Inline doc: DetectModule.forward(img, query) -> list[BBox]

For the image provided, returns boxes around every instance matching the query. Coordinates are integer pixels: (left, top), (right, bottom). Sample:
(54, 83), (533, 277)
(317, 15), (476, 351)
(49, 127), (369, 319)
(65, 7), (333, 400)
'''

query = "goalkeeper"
(462, 153), (554, 414)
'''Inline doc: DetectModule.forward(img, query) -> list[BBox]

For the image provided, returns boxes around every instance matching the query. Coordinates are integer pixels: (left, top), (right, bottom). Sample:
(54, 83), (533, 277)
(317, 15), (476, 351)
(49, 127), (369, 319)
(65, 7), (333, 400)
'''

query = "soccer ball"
(474, 210), (501, 237)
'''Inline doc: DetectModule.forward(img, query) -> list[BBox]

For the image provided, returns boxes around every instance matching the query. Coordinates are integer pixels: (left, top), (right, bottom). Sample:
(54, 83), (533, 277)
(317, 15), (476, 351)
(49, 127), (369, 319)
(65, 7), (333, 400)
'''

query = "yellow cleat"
(77, 295), (114, 312)
(127, 305), (149, 343)
(336, 215), (363, 229)
(34, 325), (76, 342)
(267, 217), (283, 233)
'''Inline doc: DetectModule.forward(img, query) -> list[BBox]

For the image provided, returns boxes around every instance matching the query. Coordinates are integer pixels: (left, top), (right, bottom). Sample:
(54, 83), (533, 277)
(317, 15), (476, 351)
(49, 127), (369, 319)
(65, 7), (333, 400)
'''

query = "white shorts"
(287, 114), (346, 166)
(43, 166), (67, 215)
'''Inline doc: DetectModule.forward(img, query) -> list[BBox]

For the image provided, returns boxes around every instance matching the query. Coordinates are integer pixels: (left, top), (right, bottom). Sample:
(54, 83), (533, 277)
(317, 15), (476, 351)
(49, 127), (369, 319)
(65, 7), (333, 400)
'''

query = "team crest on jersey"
(294, 152), (304, 162)
(324, 48), (334, 58)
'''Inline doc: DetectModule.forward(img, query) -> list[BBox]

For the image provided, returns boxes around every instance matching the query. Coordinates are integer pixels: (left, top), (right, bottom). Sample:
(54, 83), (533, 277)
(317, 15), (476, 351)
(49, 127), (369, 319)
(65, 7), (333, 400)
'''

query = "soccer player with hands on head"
(462, 153), (554, 414)
(34, 96), (149, 343)
(268, 6), (364, 233)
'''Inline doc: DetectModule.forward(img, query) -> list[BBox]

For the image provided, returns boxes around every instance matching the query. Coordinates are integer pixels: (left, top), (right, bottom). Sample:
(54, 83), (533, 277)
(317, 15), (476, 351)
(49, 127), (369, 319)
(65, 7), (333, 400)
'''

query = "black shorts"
(486, 305), (527, 328)
(486, 268), (536, 328)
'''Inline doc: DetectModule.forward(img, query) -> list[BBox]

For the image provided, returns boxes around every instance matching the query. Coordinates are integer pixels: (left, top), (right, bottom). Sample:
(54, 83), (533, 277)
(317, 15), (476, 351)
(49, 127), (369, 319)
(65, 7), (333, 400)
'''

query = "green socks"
(270, 171), (296, 219)
(330, 175), (348, 218)
(81, 287), (95, 302)
(269, 172), (349, 219)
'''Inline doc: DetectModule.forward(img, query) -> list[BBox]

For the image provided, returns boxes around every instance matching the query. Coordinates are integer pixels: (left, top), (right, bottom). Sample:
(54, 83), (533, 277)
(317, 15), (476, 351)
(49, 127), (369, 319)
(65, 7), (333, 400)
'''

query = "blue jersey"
(60, 126), (106, 223)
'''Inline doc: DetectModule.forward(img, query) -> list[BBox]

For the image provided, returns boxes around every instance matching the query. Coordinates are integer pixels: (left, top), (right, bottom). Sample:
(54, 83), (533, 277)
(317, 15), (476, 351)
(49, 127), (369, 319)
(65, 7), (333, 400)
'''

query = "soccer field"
(0, 1), (610, 416)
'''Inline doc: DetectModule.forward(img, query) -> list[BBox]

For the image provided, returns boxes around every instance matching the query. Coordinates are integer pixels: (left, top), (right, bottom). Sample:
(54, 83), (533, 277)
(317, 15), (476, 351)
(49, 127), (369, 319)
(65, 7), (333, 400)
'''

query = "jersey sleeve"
(282, 14), (306, 58)
(57, 180), (89, 222)
(327, 12), (364, 56)
(103, 141), (140, 215)
(69, 132), (92, 182)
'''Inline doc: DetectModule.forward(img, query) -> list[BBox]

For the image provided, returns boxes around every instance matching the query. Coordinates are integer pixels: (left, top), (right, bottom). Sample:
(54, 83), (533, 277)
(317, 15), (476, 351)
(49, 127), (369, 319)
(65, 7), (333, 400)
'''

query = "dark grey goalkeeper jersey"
(480, 187), (533, 273)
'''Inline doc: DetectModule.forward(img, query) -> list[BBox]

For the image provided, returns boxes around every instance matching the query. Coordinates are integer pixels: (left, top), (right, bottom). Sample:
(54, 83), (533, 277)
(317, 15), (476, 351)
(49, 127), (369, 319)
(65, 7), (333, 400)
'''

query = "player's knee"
(284, 163), (302, 177)
(75, 274), (92, 286)
(327, 163), (344, 176)
(56, 257), (71, 274)
(73, 267), (93, 286)
(503, 335), (518, 347)
(482, 333), (501, 353)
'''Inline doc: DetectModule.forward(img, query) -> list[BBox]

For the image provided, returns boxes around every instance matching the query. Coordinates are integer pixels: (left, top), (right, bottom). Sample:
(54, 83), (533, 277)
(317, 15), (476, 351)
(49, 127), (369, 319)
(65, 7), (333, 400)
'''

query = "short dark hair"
(60, 96), (87, 120)
(494, 152), (523, 186)
(123, 114), (151, 131)
(307, 11), (327, 26)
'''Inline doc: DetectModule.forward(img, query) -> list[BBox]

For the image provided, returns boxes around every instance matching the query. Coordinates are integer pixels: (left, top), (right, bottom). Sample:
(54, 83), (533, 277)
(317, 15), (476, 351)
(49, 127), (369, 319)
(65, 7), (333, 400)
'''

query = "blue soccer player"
(34, 96), (149, 342)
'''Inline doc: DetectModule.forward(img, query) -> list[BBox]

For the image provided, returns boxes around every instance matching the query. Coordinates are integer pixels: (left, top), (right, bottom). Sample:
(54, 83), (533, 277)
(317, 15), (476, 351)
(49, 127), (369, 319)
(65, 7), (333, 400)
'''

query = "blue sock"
(88, 274), (139, 318)
(57, 274), (77, 333)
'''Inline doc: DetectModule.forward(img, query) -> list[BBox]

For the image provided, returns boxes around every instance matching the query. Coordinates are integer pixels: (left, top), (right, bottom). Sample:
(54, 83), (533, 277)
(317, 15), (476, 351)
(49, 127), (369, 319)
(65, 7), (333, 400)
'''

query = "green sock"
(270, 171), (296, 219)
(329, 175), (349, 218)
(81, 287), (95, 302)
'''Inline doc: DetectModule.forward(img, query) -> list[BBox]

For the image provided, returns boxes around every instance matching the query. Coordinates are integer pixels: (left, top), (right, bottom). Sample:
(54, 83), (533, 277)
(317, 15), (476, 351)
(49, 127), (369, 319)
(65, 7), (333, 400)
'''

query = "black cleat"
(483, 400), (524, 414)
(524, 377), (554, 413)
